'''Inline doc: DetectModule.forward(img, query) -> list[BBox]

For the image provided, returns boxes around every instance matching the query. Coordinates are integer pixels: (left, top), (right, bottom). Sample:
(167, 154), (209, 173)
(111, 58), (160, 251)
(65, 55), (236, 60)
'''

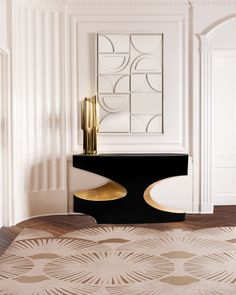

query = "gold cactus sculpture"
(81, 95), (99, 155)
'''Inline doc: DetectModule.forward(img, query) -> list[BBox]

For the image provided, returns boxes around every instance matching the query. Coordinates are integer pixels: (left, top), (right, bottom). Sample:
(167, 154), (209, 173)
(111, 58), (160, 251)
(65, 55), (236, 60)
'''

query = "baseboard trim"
(213, 194), (236, 206)
(200, 203), (214, 213)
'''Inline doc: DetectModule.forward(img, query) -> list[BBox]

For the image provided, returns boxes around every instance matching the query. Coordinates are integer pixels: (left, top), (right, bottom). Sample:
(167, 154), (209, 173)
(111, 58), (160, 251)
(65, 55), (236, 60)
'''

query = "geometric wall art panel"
(97, 33), (163, 133)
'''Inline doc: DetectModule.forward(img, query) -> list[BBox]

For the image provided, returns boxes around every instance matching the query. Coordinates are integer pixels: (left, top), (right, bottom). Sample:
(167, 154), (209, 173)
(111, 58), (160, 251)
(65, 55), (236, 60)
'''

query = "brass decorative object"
(74, 180), (127, 201)
(81, 95), (99, 155)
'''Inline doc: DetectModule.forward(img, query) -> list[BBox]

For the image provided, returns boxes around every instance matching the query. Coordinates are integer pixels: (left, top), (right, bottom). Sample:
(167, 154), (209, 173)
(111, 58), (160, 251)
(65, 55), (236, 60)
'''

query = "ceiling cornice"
(190, 0), (236, 6)
(67, 0), (190, 8)
(14, 0), (68, 11)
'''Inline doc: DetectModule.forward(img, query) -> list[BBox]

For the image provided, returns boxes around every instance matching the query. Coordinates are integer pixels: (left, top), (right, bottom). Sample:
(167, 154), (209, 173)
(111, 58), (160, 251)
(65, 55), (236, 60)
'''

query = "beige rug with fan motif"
(0, 226), (236, 295)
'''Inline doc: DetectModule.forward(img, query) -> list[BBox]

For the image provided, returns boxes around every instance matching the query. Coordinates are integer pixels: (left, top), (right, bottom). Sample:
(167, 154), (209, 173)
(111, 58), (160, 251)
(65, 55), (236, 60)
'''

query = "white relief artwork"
(97, 33), (163, 133)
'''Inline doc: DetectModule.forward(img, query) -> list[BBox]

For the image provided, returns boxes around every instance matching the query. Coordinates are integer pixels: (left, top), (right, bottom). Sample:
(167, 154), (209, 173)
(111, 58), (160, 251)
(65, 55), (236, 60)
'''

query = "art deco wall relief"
(96, 33), (163, 134)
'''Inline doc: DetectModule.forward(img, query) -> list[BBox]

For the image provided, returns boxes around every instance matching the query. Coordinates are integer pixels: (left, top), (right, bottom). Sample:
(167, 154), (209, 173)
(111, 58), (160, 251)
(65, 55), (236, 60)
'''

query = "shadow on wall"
(21, 157), (68, 220)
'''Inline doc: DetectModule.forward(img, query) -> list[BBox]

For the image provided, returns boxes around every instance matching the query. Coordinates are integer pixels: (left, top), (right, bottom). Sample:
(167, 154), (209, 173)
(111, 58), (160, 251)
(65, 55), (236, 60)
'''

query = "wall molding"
(66, 0), (236, 8)
(67, 0), (190, 8)
(12, 2), (67, 193)
(214, 194), (236, 205)
(190, 0), (236, 6)
(202, 15), (236, 37)
(0, 48), (12, 226)
(199, 34), (213, 213)
(10, 1), (68, 223)
(14, 0), (68, 12)
(67, 13), (189, 153)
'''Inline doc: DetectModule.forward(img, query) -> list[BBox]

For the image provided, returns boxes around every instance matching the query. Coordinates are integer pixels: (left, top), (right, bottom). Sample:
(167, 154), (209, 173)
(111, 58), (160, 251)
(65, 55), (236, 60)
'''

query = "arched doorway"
(200, 16), (236, 211)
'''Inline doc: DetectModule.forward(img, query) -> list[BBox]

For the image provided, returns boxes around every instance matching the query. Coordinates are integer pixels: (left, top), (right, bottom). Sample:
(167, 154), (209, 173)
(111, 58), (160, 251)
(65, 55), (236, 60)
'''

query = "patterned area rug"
(0, 226), (236, 295)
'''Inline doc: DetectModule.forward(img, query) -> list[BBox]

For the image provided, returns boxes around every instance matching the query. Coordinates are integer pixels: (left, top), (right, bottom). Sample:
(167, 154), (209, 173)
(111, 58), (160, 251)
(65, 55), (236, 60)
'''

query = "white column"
(199, 35), (213, 213)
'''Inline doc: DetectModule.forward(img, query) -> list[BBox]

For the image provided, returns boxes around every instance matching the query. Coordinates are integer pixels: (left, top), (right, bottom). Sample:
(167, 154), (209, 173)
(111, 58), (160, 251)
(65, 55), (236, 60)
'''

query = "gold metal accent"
(74, 180), (127, 201)
(81, 95), (99, 155)
(143, 179), (185, 214)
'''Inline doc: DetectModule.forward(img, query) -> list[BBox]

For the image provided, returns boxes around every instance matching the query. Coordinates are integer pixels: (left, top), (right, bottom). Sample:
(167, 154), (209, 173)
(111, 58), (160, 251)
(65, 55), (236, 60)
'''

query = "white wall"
(2, 0), (236, 226)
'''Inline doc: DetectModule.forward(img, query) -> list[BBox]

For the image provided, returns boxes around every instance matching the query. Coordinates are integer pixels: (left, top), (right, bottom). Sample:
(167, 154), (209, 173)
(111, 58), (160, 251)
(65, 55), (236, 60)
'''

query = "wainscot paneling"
(65, 1), (190, 153)
(11, 0), (68, 224)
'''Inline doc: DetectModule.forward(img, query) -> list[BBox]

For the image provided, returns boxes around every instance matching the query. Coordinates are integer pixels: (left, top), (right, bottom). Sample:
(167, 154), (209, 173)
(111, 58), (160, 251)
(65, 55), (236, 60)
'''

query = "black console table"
(73, 153), (188, 223)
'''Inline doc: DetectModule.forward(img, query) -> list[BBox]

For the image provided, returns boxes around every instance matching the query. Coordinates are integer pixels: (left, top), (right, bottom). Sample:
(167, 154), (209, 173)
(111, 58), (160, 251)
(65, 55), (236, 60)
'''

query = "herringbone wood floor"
(1, 206), (236, 255)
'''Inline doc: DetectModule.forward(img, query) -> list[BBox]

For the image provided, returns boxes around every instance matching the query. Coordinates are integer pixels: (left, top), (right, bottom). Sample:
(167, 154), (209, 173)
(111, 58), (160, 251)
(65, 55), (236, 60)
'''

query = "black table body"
(73, 153), (188, 223)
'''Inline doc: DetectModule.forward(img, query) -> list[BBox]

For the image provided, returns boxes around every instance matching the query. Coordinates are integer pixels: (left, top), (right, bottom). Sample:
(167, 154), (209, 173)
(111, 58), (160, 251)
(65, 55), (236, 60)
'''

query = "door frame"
(199, 16), (236, 212)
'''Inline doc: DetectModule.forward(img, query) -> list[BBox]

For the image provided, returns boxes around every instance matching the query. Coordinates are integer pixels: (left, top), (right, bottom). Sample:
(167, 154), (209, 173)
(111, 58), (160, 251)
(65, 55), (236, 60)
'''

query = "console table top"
(74, 153), (188, 157)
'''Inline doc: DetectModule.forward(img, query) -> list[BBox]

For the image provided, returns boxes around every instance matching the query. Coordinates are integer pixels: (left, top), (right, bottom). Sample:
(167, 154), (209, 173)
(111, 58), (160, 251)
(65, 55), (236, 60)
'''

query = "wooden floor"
(1, 206), (236, 256)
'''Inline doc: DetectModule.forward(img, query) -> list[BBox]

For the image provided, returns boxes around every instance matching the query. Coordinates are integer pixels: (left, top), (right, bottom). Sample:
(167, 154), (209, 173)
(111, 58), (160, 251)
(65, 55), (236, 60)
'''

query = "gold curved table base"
(74, 180), (127, 201)
(144, 179), (185, 214)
